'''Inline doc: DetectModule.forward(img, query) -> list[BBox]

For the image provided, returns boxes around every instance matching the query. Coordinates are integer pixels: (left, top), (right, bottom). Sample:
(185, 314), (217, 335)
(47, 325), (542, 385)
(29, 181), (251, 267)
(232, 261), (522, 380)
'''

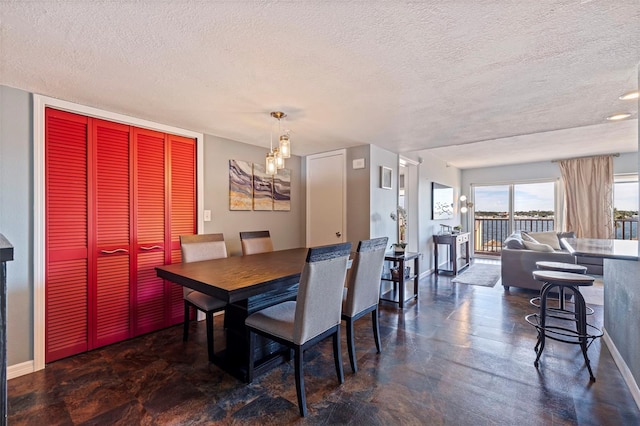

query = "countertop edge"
(561, 238), (639, 261)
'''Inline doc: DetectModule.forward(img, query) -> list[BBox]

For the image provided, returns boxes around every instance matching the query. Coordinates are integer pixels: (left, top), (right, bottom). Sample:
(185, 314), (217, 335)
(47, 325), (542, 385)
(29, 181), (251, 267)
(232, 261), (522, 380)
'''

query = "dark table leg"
(413, 256), (419, 300)
(218, 279), (299, 382)
(398, 258), (405, 309)
(451, 242), (457, 275)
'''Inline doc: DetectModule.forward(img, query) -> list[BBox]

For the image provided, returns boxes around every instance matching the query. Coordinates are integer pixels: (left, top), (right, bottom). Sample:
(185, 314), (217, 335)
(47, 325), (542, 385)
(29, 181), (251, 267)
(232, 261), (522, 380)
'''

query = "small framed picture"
(381, 166), (392, 189)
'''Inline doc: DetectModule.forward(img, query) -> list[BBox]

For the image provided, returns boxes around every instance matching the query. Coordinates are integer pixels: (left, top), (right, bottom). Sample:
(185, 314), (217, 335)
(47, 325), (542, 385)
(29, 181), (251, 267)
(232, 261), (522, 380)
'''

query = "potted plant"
(453, 225), (462, 234)
(390, 242), (407, 254)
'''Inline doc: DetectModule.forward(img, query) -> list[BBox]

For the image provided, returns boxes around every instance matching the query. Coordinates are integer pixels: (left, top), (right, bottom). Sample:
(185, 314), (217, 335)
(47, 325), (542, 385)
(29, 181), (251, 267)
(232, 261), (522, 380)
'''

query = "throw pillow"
(504, 234), (525, 249)
(521, 232), (538, 243)
(525, 231), (561, 250)
(523, 241), (555, 252)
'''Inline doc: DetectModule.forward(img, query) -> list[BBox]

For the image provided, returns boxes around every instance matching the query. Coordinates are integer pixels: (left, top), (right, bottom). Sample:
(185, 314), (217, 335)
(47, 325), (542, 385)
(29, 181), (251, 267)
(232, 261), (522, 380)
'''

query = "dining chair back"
(245, 242), (352, 417)
(240, 230), (274, 255)
(342, 237), (388, 372)
(179, 233), (228, 363)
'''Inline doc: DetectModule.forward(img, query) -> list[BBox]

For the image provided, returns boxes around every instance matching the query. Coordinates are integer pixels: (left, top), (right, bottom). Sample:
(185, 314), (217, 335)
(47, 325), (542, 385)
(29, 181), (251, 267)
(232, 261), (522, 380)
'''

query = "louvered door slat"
(166, 135), (196, 325)
(95, 256), (130, 345)
(168, 249), (184, 324)
(135, 252), (166, 333)
(45, 108), (89, 363)
(93, 119), (132, 348)
(134, 128), (166, 334)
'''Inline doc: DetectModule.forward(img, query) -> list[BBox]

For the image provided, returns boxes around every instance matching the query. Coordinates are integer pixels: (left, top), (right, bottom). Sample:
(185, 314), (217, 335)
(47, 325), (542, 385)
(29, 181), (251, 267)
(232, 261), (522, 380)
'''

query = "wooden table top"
(156, 247), (309, 303)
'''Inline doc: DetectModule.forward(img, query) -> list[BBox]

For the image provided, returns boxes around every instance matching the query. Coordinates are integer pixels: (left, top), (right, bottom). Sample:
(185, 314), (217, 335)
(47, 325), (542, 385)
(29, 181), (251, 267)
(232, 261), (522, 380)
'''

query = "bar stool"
(525, 270), (602, 381)
(533, 261), (589, 313)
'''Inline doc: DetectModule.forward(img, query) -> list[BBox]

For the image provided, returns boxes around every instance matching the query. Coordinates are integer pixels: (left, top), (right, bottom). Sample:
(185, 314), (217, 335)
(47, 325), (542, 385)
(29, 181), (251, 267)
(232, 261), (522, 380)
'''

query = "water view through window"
(614, 176), (638, 240)
(474, 177), (639, 254)
(473, 182), (555, 254)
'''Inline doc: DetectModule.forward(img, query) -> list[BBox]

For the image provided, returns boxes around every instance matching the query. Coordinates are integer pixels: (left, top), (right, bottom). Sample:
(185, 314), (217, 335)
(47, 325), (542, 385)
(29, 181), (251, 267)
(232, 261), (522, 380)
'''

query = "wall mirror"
(432, 182), (454, 220)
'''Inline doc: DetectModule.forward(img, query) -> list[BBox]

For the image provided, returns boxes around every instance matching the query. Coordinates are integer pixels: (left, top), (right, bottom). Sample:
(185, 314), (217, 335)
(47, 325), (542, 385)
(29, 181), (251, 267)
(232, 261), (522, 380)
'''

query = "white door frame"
(30, 94), (204, 374)
(305, 149), (347, 247)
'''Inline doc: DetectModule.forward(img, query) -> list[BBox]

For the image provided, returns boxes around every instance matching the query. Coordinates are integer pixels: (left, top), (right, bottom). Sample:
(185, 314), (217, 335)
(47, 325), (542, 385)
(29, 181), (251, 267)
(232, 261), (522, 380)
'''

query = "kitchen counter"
(562, 237), (640, 407)
(561, 237), (638, 261)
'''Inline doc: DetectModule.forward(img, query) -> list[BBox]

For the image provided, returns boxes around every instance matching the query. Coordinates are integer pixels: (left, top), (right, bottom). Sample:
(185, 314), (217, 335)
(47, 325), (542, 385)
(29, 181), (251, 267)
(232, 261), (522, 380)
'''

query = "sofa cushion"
(524, 231), (561, 250)
(523, 240), (555, 252)
(504, 233), (525, 249)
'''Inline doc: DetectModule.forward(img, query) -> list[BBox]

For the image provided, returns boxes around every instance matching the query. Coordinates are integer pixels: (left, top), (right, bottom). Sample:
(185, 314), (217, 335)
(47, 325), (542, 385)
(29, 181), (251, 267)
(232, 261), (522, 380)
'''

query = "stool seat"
(536, 261), (587, 274)
(532, 270), (594, 286)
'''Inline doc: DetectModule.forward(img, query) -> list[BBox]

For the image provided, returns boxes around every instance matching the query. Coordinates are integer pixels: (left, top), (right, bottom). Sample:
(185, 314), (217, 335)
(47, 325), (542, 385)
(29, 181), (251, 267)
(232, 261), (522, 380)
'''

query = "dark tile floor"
(8, 260), (640, 424)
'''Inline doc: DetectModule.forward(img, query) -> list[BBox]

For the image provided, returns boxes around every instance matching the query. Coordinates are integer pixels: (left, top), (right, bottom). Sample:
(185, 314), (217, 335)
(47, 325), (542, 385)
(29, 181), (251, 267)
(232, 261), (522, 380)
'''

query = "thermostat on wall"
(352, 158), (366, 169)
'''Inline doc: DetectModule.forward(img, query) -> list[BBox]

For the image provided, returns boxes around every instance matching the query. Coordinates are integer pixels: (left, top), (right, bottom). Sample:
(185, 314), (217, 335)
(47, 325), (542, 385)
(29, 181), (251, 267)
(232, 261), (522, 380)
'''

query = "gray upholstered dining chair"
(240, 230), (274, 255)
(180, 233), (228, 363)
(245, 242), (352, 417)
(342, 237), (388, 373)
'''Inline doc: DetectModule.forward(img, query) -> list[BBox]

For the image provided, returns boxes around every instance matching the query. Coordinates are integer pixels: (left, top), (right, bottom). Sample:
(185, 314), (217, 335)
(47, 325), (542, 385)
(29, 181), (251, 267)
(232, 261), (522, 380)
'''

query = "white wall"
(418, 152), (462, 272)
(369, 145), (399, 241)
(0, 86), (33, 365)
(202, 134), (305, 256)
(462, 153), (638, 192)
(346, 145), (372, 246)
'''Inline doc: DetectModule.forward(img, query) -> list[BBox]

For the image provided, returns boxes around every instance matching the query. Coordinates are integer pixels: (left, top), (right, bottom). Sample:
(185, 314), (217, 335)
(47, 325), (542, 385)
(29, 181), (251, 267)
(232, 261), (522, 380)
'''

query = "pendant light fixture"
(266, 111), (291, 175)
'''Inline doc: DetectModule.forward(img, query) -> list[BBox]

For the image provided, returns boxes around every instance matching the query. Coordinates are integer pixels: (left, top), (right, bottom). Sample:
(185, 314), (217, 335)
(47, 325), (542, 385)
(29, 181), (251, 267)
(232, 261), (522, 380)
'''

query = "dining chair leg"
(205, 311), (214, 363)
(345, 318), (357, 373)
(247, 331), (255, 383)
(333, 329), (344, 384)
(294, 346), (307, 417)
(183, 301), (190, 342)
(372, 308), (382, 353)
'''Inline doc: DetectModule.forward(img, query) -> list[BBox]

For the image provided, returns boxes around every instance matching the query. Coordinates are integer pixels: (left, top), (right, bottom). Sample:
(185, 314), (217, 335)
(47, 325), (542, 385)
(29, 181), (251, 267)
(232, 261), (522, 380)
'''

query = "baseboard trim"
(7, 360), (35, 380)
(603, 328), (640, 410)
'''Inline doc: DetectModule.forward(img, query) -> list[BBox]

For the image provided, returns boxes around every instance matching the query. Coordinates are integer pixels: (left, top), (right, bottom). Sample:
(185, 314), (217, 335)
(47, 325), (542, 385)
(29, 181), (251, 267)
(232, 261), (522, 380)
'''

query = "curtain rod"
(551, 153), (620, 163)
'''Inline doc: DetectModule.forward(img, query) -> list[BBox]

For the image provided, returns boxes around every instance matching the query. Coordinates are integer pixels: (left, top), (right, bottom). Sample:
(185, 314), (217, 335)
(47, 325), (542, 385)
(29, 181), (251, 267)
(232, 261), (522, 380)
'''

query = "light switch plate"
(204, 210), (211, 221)
(352, 158), (365, 169)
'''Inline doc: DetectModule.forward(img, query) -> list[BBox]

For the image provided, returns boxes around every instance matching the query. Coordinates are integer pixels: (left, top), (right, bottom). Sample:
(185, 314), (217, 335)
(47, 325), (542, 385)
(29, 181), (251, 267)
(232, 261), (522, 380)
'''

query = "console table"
(379, 251), (420, 309)
(433, 232), (470, 275)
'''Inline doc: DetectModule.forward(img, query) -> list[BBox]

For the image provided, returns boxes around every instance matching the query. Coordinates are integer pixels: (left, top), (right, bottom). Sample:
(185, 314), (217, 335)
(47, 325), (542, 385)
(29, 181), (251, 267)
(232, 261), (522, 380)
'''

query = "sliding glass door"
(473, 181), (556, 255)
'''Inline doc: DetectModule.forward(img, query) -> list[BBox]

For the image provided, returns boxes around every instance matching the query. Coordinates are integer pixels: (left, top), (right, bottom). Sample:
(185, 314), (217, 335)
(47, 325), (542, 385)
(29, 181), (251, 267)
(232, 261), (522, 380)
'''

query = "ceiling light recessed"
(619, 91), (639, 101)
(606, 113), (632, 121)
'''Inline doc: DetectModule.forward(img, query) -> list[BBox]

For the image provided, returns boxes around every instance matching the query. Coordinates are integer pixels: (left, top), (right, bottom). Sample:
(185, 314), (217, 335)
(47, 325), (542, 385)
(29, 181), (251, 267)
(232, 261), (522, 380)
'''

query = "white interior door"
(306, 150), (346, 247)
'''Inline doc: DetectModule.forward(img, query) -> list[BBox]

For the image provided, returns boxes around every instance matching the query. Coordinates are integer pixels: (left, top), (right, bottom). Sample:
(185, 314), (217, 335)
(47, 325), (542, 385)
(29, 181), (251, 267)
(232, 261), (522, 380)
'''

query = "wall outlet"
(204, 210), (211, 222)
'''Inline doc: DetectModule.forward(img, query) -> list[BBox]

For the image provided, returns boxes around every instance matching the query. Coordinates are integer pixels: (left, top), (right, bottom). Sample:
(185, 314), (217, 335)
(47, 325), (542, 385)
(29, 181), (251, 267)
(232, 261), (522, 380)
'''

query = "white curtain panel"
(559, 155), (614, 239)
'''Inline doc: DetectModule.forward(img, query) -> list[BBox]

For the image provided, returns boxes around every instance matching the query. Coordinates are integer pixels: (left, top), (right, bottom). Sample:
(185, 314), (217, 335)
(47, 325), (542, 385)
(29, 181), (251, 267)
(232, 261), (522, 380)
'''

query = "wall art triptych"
(229, 159), (291, 211)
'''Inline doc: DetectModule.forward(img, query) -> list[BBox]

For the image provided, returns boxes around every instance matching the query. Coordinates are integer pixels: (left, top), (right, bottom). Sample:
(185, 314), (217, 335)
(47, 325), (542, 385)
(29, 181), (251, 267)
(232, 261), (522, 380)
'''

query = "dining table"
(156, 247), (309, 382)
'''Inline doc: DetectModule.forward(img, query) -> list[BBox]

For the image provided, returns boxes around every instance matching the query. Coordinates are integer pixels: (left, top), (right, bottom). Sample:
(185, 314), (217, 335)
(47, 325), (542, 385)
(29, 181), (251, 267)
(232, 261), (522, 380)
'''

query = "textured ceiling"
(1, 1), (638, 168)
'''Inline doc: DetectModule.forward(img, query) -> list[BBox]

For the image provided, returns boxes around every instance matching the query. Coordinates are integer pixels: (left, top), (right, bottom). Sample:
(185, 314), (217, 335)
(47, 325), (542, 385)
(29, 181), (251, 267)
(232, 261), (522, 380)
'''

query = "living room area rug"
(451, 263), (501, 287)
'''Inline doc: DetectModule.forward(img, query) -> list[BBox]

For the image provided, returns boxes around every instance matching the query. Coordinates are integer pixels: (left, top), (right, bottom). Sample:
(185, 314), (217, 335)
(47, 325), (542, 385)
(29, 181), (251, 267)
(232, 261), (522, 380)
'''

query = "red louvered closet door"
(91, 119), (133, 347)
(45, 108), (197, 361)
(45, 108), (89, 363)
(166, 134), (197, 325)
(133, 128), (167, 335)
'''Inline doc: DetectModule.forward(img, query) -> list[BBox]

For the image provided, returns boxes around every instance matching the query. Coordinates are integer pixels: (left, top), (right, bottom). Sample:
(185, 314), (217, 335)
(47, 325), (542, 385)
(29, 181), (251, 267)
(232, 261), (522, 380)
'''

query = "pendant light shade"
(265, 152), (277, 175)
(274, 148), (285, 169)
(265, 111), (291, 174)
(279, 134), (291, 158)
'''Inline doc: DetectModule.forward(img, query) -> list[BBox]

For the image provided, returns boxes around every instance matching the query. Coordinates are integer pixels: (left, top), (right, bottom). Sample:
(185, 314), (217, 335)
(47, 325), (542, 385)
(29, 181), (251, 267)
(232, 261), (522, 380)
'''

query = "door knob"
(336, 231), (342, 238)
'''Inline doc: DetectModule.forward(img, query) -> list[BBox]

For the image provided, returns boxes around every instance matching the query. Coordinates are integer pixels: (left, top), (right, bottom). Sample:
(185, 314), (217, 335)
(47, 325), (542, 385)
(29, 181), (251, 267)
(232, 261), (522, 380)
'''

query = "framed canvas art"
(273, 168), (291, 211)
(253, 163), (273, 210)
(229, 160), (253, 210)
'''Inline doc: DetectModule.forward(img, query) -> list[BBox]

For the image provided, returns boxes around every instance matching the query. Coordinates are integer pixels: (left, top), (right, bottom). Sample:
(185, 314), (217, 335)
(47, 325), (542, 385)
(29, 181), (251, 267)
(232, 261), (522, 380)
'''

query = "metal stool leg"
(571, 286), (595, 381)
(534, 282), (552, 368)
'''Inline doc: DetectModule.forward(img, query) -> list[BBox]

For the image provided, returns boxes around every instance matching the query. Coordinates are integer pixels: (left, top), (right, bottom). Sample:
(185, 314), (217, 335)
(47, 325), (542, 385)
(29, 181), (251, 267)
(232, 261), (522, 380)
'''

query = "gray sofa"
(500, 231), (577, 291)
